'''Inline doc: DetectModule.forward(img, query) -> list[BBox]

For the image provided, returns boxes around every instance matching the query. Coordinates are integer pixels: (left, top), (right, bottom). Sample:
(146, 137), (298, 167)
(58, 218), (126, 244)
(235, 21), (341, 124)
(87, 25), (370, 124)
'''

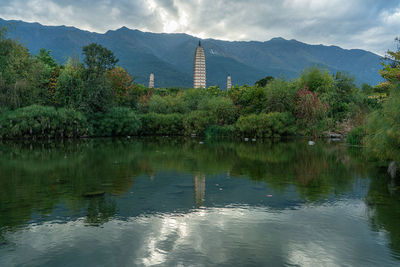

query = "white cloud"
(0, 0), (399, 54)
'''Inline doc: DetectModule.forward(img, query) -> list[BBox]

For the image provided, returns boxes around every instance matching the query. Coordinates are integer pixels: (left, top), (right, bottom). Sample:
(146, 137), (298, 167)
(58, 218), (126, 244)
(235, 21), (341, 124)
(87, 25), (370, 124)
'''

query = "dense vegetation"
(2, 24), (397, 165)
(360, 38), (400, 163)
(0, 25), (381, 142)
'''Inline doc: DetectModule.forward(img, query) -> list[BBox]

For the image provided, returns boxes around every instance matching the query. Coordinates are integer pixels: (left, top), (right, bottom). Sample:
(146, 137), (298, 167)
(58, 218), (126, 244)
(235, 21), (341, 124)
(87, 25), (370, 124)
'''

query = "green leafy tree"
(81, 43), (118, 114)
(255, 75), (274, 87)
(35, 48), (58, 69)
(82, 43), (119, 76)
(55, 57), (85, 109)
(364, 38), (400, 162)
(0, 26), (38, 108)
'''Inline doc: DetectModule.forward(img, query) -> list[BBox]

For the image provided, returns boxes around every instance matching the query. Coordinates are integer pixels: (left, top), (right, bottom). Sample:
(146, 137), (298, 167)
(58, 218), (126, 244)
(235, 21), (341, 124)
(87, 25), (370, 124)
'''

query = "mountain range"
(0, 18), (383, 88)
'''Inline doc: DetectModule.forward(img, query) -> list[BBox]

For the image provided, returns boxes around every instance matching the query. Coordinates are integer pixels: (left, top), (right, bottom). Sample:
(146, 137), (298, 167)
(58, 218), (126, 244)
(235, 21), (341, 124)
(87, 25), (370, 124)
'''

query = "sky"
(0, 0), (399, 55)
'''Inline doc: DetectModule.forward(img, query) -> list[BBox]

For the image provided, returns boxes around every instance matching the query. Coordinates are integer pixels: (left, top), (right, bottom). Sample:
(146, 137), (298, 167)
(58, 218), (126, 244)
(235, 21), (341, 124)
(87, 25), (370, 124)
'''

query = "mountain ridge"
(0, 18), (383, 87)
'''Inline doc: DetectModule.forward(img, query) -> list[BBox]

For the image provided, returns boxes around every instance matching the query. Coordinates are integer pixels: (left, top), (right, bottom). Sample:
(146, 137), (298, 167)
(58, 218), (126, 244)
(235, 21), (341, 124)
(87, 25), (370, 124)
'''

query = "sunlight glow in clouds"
(0, 0), (399, 54)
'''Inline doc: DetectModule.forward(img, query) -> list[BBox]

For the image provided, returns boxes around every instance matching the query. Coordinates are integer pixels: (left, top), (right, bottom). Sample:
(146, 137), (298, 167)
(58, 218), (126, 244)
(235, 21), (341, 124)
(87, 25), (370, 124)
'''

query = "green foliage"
(148, 94), (187, 114)
(364, 87), (400, 162)
(183, 110), (216, 135)
(380, 38), (400, 85)
(263, 79), (296, 113)
(181, 88), (207, 110)
(294, 87), (328, 131)
(255, 76), (274, 87)
(363, 39), (400, 162)
(0, 33), (38, 108)
(140, 113), (184, 135)
(0, 105), (90, 139)
(0, 30), (378, 139)
(82, 43), (119, 76)
(105, 66), (135, 107)
(198, 96), (238, 125)
(82, 75), (113, 114)
(298, 67), (334, 95)
(55, 57), (84, 109)
(228, 85), (267, 115)
(346, 126), (366, 146)
(35, 48), (58, 69)
(236, 112), (296, 138)
(97, 107), (141, 137)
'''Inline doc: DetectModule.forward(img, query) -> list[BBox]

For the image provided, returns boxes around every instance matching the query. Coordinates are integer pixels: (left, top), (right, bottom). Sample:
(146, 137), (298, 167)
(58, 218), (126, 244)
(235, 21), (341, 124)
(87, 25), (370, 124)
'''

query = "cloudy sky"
(0, 0), (399, 55)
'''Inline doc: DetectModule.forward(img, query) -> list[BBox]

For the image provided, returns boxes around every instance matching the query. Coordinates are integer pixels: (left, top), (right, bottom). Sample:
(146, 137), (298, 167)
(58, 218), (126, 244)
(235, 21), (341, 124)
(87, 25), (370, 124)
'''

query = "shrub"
(55, 57), (84, 109)
(148, 94), (187, 114)
(364, 87), (400, 161)
(181, 89), (207, 110)
(198, 96), (238, 125)
(97, 107), (141, 137)
(346, 126), (365, 146)
(295, 86), (328, 135)
(183, 110), (216, 135)
(0, 105), (90, 139)
(298, 67), (334, 95)
(264, 79), (296, 113)
(228, 85), (267, 115)
(140, 113), (184, 135)
(236, 112), (296, 138)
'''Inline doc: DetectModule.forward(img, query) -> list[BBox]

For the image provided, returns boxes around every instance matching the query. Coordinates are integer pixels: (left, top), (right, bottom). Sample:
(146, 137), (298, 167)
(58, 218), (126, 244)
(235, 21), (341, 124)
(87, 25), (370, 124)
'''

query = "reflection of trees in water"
(85, 196), (116, 226)
(366, 173), (400, 259)
(0, 138), (383, 242)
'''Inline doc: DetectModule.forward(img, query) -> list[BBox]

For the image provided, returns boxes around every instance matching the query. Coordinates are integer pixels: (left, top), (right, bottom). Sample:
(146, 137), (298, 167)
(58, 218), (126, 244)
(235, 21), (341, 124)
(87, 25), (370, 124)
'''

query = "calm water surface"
(0, 138), (399, 266)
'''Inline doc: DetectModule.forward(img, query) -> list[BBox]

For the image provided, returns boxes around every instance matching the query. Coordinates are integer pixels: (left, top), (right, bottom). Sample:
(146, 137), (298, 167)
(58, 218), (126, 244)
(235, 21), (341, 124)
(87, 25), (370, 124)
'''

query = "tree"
(255, 76), (274, 87)
(105, 66), (134, 106)
(295, 86), (328, 135)
(82, 43), (119, 76)
(81, 43), (119, 114)
(364, 38), (400, 162)
(35, 48), (57, 69)
(0, 26), (38, 108)
(380, 37), (400, 85)
(55, 57), (85, 109)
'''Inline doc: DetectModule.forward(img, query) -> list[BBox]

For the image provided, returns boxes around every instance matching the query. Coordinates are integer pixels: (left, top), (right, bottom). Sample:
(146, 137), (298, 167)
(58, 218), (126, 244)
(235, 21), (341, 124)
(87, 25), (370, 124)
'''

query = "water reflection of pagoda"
(194, 174), (206, 206)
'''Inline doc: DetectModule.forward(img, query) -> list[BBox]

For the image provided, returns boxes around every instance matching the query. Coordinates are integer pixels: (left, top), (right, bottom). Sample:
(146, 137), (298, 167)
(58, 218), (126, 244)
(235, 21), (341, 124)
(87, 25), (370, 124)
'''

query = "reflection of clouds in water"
(0, 202), (397, 266)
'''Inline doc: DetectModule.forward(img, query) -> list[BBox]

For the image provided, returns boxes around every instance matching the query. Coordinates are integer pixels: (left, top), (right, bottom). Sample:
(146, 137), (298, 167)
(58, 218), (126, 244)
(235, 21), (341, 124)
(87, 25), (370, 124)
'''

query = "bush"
(97, 107), (141, 137)
(228, 85), (267, 115)
(181, 89), (207, 110)
(346, 126), (365, 146)
(298, 67), (334, 95)
(236, 112), (296, 138)
(183, 110), (216, 135)
(140, 113), (184, 135)
(364, 87), (400, 161)
(0, 105), (90, 139)
(264, 79), (296, 113)
(198, 96), (238, 125)
(148, 94), (187, 114)
(295, 86), (328, 135)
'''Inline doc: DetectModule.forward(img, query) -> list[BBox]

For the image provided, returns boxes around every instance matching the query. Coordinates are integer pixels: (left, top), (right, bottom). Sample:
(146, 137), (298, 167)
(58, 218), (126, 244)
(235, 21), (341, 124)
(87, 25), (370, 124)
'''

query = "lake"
(0, 138), (399, 266)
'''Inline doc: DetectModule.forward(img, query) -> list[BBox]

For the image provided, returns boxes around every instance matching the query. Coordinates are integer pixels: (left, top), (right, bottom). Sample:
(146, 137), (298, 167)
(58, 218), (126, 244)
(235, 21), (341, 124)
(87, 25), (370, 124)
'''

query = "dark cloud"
(0, 0), (399, 54)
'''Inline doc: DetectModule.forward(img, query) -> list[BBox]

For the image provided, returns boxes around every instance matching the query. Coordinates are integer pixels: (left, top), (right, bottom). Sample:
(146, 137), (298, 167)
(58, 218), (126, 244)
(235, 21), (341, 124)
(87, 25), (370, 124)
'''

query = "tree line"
(0, 25), (399, 163)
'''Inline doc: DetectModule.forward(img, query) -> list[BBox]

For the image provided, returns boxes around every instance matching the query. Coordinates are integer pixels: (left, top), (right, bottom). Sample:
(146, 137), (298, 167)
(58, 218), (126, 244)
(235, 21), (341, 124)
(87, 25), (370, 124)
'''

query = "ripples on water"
(0, 138), (399, 266)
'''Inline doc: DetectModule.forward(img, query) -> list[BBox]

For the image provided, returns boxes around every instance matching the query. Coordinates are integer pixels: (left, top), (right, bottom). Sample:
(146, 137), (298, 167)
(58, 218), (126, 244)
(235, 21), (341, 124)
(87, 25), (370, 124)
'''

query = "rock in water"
(388, 161), (398, 179)
(308, 141), (315, 146)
